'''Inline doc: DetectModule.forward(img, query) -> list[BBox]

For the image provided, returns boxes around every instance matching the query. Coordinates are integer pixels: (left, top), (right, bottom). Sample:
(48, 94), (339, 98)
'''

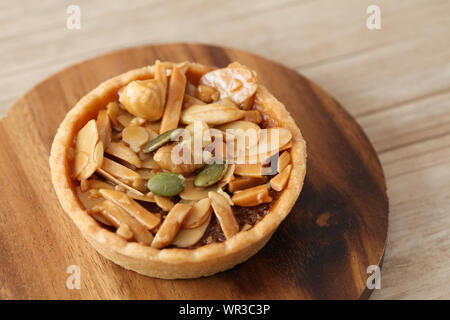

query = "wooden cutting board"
(0, 43), (388, 300)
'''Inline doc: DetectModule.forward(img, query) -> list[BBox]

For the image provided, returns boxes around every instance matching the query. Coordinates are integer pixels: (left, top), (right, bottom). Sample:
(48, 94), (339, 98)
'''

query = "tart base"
(50, 64), (307, 279)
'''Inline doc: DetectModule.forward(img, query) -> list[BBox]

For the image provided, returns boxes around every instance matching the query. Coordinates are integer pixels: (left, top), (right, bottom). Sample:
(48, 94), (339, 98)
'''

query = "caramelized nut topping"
(98, 189), (161, 230)
(172, 214), (211, 248)
(270, 164), (292, 191)
(208, 191), (239, 239)
(228, 176), (267, 192)
(91, 199), (154, 245)
(105, 142), (142, 168)
(96, 109), (112, 148)
(195, 85), (220, 103)
(70, 61), (296, 249)
(160, 67), (186, 133)
(152, 203), (192, 249)
(231, 184), (272, 207)
(181, 198), (212, 229)
(181, 104), (245, 125)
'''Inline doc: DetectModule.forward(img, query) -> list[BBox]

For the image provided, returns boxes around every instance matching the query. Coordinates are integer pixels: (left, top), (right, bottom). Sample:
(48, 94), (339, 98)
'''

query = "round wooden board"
(0, 43), (388, 300)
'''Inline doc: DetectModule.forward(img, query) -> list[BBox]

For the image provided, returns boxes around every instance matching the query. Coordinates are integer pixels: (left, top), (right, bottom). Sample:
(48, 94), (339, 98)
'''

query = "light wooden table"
(1, 0), (449, 300)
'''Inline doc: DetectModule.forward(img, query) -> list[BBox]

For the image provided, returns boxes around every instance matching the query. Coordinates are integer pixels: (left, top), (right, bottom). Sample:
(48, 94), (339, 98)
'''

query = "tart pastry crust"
(50, 62), (307, 279)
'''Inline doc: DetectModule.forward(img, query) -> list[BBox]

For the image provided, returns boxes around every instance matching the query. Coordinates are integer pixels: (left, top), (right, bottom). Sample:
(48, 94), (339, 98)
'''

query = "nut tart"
(50, 60), (307, 279)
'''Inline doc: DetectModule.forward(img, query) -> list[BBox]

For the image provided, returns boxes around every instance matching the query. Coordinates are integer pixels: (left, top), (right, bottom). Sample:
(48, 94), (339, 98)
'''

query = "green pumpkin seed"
(147, 172), (186, 197)
(142, 128), (184, 153)
(194, 162), (228, 187)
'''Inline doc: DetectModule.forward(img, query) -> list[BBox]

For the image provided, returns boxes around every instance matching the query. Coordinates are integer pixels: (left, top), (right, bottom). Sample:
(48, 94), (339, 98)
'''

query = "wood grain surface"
(1, 0), (449, 300)
(0, 43), (388, 299)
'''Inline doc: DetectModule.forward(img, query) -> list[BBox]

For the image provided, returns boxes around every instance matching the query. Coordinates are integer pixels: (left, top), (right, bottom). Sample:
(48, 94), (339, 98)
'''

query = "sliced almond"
(220, 163), (235, 185)
(213, 142), (235, 164)
(154, 195), (175, 211)
(243, 110), (262, 124)
(126, 190), (155, 202)
(241, 223), (252, 231)
(184, 122), (211, 165)
(145, 121), (161, 133)
(117, 113), (134, 128)
(116, 223), (133, 240)
(180, 104), (245, 125)
(183, 94), (205, 109)
(91, 200), (154, 245)
(180, 177), (216, 201)
(178, 61), (190, 73)
(182, 198), (212, 229)
(279, 140), (293, 152)
(277, 151), (291, 173)
(152, 203), (192, 249)
(186, 81), (197, 96)
(129, 117), (146, 127)
(155, 59), (168, 88)
(270, 164), (292, 191)
(105, 142), (142, 168)
(172, 214), (211, 248)
(135, 168), (157, 180)
(138, 150), (151, 161)
(158, 61), (188, 75)
(234, 163), (263, 177)
(218, 120), (261, 136)
(164, 64), (189, 77)
(160, 66), (186, 133)
(208, 191), (239, 239)
(228, 176), (267, 192)
(78, 141), (104, 181)
(101, 157), (145, 191)
(185, 121), (212, 148)
(217, 187), (234, 206)
(80, 179), (89, 192)
(153, 143), (204, 175)
(97, 167), (144, 195)
(87, 178), (115, 190)
(98, 189), (161, 230)
(218, 120), (260, 150)
(144, 126), (159, 142)
(106, 101), (121, 129)
(74, 120), (100, 180)
(237, 127), (292, 163)
(195, 85), (220, 103)
(91, 212), (114, 227)
(75, 186), (104, 210)
(261, 189), (273, 203)
(122, 126), (149, 153)
(185, 62), (216, 85)
(91, 141), (104, 167)
(254, 128), (292, 155)
(217, 97), (238, 107)
(114, 184), (126, 192)
(200, 67), (257, 104)
(87, 188), (102, 198)
(97, 109), (112, 148)
(73, 151), (89, 179)
(141, 156), (159, 169)
(231, 184), (272, 207)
